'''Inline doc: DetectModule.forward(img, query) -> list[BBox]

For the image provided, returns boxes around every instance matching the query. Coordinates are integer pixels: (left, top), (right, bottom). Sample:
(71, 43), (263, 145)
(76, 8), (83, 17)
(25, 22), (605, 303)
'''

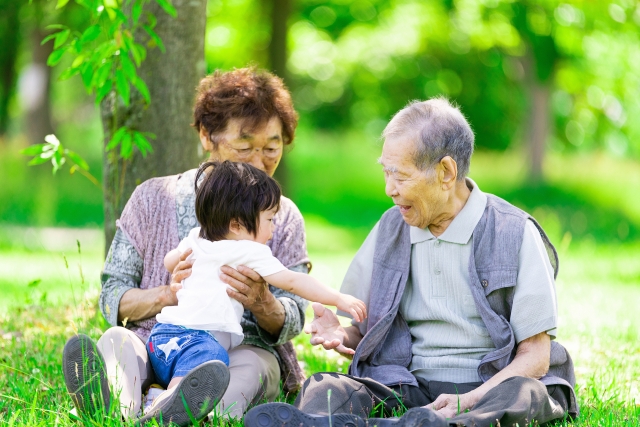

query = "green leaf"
(80, 25), (102, 44)
(45, 24), (66, 31)
(21, 144), (47, 156)
(80, 64), (93, 90)
(116, 69), (130, 106)
(54, 29), (70, 49)
(132, 0), (143, 24)
(71, 54), (85, 68)
(58, 66), (80, 81)
(133, 131), (154, 157)
(65, 150), (90, 170)
(106, 127), (127, 151)
(120, 131), (133, 158)
(143, 25), (165, 53)
(28, 156), (51, 166)
(155, 0), (177, 18)
(41, 33), (57, 46)
(47, 48), (66, 66)
(92, 61), (112, 89)
(125, 37), (142, 65)
(56, 0), (70, 8)
(132, 76), (150, 104)
(146, 11), (157, 28)
(96, 80), (113, 104)
(121, 54), (136, 81)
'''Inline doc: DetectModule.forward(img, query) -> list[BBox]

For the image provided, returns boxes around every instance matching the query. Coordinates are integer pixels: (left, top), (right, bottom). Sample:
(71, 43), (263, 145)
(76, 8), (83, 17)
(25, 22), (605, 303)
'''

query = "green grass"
(2, 138), (640, 425)
(0, 222), (639, 426)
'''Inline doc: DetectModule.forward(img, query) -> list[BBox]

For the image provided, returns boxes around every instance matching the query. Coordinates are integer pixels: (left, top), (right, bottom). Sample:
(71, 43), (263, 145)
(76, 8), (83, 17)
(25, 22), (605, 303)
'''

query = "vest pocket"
(477, 269), (517, 296)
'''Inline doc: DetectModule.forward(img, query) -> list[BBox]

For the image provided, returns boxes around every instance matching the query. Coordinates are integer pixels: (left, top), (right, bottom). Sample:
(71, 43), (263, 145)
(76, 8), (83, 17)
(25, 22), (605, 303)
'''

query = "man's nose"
(385, 178), (398, 198)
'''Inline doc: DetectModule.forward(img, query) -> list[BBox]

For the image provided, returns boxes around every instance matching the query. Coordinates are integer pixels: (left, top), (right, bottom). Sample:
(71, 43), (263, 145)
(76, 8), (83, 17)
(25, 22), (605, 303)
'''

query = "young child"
(145, 160), (366, 399)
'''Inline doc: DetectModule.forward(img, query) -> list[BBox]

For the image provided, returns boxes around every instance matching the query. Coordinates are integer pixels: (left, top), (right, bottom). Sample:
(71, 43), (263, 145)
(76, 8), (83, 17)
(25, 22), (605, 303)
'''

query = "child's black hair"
(194, 160), (281, 241)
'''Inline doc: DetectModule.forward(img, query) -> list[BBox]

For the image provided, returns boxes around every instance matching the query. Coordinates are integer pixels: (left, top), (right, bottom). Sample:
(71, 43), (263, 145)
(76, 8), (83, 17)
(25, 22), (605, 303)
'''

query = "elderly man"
(245, 98), (577, 427)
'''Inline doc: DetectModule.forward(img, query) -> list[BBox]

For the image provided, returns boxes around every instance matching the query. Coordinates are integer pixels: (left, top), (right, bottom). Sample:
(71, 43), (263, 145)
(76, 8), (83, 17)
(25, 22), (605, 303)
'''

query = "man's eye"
(237, 148), (251, 154)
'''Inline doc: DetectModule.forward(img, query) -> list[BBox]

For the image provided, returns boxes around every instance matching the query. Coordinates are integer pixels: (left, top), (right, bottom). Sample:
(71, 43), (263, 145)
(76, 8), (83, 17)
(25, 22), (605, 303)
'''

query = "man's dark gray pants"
(295, 373), (570, 426)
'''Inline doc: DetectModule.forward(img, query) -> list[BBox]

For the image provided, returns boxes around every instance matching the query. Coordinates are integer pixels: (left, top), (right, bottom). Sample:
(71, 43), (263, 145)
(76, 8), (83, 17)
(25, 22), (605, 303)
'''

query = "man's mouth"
(397, 204), (411, 214)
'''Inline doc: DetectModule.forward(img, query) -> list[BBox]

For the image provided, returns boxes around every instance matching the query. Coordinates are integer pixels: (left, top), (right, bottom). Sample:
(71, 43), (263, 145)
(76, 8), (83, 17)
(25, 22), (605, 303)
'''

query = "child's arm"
(263, 270), (367, 322)
(164, 248), (182, 272)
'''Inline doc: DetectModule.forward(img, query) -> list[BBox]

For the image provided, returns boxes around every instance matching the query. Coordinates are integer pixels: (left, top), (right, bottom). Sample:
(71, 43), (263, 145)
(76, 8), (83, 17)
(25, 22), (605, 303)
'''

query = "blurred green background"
(1, 0), (640, 246)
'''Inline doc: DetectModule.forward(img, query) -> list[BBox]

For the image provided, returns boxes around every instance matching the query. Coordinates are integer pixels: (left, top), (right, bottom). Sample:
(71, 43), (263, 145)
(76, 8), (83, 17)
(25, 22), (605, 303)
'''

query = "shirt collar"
(409, 178), (487, 245)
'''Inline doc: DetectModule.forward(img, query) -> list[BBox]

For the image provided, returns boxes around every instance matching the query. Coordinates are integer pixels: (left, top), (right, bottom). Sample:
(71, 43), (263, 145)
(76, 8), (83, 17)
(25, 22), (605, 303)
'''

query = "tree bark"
(523, 50), (552, 184)
(267, 0), (291, 194)
(101, 0), (206, 252)
(527, 81), (550, 183)
(0, 0), (21, 137)
(24, 27), (55, 145)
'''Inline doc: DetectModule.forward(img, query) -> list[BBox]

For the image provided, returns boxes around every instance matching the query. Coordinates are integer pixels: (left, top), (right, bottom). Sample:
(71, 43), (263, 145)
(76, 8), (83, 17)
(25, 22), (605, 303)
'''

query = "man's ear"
(439, 156), (458, 189)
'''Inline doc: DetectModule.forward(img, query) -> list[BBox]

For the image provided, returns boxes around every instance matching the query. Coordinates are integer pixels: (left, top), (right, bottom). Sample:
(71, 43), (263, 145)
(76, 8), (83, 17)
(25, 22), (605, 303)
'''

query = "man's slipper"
(62, 334), (111, 417)
(137, 360), (230, 427)
(244, 402), (366, 427)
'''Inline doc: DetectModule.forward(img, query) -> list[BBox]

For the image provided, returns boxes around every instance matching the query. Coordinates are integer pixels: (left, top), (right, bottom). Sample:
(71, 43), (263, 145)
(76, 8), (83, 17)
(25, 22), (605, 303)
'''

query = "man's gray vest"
(348, 194), (578, 417)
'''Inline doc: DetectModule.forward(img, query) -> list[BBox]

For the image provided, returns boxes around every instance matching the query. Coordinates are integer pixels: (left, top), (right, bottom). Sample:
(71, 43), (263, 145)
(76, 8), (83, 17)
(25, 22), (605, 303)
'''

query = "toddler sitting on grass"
(143, 160), (366, 415)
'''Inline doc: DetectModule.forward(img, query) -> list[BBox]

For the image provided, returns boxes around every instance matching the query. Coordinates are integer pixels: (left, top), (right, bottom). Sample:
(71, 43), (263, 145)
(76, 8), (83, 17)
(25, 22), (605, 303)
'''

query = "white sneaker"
(142, 385), (166, 415)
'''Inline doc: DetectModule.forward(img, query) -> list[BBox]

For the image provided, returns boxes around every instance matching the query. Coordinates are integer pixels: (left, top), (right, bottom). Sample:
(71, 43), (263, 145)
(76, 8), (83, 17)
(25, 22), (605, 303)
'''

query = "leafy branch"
(23, 0), (176, 184)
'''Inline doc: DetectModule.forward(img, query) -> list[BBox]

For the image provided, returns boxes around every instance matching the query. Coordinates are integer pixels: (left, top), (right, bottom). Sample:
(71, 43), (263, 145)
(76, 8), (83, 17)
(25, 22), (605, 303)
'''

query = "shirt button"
(481, 280), (488, 288)
(435, 269), (441, 275)
(435, 240), (441, 247)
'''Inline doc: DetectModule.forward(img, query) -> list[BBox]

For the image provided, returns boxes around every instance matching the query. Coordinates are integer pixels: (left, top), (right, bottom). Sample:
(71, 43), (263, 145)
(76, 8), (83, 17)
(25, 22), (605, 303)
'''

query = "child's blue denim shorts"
(146, 323), (229, 388)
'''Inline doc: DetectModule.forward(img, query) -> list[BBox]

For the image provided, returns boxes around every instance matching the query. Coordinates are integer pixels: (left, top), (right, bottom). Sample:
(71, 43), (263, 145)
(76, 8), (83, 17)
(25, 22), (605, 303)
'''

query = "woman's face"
(200, 116), (284, 177)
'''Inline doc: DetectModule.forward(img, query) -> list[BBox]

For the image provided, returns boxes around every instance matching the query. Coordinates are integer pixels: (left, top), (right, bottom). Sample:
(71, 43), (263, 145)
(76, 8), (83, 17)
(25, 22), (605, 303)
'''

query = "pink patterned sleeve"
(268, 196), (311, 269)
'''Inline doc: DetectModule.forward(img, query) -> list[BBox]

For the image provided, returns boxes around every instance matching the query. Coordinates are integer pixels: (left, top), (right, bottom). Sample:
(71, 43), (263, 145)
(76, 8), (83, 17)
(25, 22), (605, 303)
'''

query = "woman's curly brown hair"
(193, 67), (298, 147)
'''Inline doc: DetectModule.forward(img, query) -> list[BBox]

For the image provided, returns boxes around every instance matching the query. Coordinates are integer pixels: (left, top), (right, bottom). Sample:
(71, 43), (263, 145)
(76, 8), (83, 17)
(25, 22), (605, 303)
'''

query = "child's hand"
(336, 294), (367, 323)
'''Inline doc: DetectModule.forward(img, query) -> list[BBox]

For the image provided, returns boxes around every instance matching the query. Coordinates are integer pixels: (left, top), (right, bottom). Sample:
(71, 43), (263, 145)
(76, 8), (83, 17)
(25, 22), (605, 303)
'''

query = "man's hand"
(162, 248), (194, 306)
(429, 391), (479, 419)
(304, 302), (355, 355)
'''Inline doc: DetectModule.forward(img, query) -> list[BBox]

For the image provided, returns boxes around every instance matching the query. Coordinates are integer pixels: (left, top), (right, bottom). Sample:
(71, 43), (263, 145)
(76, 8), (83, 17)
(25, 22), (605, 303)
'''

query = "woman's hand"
(162, 248), (194, 306)
(304, 302), (355, 356)
(221, 265), (285, 336)
(220, 265), (274, 310)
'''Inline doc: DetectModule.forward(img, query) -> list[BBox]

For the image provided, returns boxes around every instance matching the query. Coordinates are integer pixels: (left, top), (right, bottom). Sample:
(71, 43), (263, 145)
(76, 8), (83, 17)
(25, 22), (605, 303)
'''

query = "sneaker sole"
(366, 407), (448, 427)
(138, 360), (230, 427)
(62, 334), (111, 416)
(244, 403), (366, 427)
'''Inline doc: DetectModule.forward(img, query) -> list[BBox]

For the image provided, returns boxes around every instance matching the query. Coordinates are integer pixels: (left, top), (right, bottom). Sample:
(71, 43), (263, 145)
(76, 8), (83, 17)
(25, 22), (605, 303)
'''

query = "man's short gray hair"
(382, 97), (474, 180)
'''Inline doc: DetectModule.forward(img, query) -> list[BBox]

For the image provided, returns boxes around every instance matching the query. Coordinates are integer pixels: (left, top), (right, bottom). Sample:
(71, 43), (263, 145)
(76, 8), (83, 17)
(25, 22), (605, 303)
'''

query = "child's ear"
(228, 219), (242, 236)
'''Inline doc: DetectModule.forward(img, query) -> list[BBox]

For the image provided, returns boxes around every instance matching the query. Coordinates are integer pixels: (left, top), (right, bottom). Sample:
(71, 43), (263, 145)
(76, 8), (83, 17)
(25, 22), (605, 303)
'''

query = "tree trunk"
(0, 0), (21, 137)
(24, 27), (55, 145)
(527, 82), (550, 183)
(267, 0), (291, 194)
(523, 50), (552, 184)
(101, 0), (207, 253)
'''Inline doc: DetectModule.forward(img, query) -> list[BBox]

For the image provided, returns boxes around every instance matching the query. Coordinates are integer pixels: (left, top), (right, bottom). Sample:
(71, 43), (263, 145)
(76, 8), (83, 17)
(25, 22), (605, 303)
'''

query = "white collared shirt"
(339, 179), (557, 383)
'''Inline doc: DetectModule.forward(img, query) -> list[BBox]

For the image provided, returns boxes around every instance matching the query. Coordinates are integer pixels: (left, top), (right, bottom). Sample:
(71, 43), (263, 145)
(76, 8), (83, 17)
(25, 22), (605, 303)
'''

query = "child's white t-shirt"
(156, 227), (287, 350)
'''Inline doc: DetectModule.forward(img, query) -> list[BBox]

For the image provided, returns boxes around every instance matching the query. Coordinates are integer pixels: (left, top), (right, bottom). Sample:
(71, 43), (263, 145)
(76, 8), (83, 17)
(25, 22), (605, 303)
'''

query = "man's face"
(379, 136), (444, 229)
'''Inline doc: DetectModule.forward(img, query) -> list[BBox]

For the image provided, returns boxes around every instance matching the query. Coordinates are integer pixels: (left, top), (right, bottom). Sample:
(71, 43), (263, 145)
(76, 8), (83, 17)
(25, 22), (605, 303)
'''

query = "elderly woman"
(62, 68), (309, 425)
